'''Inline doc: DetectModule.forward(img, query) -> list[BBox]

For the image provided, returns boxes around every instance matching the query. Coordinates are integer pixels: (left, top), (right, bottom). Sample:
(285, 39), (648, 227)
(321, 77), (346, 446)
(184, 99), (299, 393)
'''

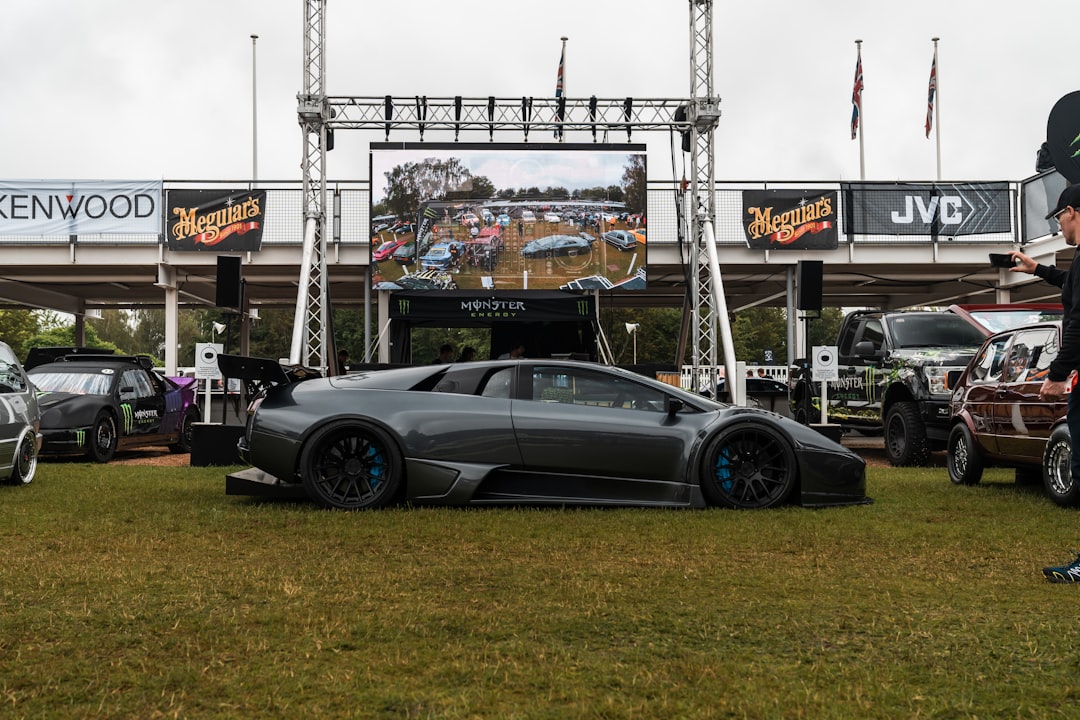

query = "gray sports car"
(227, 359), (868, 510)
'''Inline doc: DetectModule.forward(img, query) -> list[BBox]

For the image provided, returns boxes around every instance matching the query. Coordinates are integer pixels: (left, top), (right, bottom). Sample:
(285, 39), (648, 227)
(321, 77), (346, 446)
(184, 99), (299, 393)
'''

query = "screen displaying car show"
(369, 143), (647, 292)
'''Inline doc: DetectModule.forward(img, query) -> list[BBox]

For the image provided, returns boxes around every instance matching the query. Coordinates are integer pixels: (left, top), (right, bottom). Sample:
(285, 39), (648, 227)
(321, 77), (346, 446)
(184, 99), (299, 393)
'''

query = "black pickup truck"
(790, 310), (989, 466)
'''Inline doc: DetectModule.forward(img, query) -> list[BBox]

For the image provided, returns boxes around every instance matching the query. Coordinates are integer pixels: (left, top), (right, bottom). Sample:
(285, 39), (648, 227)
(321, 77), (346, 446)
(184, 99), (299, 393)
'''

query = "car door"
(993, 326), (1065, 460)
(118, 368), (166, 437)
(959, 333), (1011, 456)
(511, 364), (707, 498)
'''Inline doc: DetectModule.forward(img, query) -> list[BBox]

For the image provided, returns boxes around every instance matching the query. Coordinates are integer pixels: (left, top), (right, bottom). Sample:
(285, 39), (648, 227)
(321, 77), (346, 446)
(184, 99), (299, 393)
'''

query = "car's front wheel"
(87, 411), (117, 463)
(700, 423), (797, 509)
(9, 431), (37, 485)
(884, 401), (929, 466)
(299, 421), (403, 510)
(946, 423), (983, 485)
(1044, 426), (1079, 507)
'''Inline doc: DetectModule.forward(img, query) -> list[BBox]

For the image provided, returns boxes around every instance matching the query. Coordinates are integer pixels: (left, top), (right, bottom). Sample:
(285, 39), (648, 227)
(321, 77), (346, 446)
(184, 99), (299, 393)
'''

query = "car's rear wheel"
(946, 423), (983, 485)
(700, 423), (797, 509)
(1044, 427), (1080, 507)
(300, 421), (402, 510)
(87, 411), (117, 463)
(169, 408), (198, 453)
(9, 431), (37, 485)
(884, 401), (929, 466)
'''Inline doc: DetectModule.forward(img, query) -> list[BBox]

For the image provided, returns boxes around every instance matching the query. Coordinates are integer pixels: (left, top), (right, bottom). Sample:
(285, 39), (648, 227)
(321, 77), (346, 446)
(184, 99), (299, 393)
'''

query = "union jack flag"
(555, 45), (565, 99)
(850, 51), (863, 140)
(554, 43), (566, 138)
(925, 53), (937, 138)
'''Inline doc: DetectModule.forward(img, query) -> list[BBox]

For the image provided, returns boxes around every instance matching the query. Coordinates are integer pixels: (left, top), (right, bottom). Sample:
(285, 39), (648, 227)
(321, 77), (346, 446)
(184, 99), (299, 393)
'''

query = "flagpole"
(932, 37), (941, 181)
(558, 36), (567, 143)
(856, 39), (865, 180)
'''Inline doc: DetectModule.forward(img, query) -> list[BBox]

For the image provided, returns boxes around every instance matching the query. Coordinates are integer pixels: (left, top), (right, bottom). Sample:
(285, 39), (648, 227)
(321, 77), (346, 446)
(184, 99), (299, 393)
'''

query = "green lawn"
(2, 462), (1079, 718)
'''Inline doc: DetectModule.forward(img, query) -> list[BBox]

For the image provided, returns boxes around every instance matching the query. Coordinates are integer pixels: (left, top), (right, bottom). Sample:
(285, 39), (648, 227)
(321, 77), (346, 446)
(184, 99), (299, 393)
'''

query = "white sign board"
(194, 343), (223, 380)
(812, 345), (839, 381)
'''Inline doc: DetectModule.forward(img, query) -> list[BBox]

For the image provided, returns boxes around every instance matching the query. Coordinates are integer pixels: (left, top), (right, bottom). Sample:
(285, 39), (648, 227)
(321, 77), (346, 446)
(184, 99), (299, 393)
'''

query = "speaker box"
(216, 256), (242, 308)
(797, 260), (823, 311)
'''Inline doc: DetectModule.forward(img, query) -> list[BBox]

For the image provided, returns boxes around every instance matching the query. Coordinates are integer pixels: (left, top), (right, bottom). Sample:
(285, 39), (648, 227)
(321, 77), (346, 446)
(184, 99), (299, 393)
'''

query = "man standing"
(1009, 184), (1080, 582)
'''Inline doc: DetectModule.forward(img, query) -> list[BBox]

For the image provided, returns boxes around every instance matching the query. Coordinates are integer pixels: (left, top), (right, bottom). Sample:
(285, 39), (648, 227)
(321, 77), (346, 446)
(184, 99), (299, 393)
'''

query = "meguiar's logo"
(121, 403), (133, 434)
(398, 299), (410, 315)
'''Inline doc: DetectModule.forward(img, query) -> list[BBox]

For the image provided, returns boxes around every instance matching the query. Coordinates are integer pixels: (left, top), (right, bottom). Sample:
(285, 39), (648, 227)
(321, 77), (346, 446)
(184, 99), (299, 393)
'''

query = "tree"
(621, 154), (647, 215)
(0, 310), (41, 359)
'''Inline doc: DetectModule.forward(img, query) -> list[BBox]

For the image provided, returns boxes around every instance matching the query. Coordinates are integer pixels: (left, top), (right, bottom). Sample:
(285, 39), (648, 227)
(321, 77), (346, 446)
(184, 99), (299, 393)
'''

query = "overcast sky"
(1, 0), (1072, 185)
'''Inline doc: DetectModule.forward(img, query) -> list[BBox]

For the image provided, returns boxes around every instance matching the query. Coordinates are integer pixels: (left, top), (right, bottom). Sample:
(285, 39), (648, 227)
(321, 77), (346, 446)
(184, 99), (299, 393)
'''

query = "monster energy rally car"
(26, 352), (200, 462)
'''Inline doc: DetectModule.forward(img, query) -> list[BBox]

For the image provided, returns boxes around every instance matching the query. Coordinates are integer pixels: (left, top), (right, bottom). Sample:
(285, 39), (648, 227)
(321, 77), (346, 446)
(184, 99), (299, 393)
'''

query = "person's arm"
(1009, 250), (1067, 287)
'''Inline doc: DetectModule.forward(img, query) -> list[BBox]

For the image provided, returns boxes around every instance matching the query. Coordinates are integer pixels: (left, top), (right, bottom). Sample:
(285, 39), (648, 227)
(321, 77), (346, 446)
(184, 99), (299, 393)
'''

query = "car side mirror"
(665, 396), (684, 417)
(853, 341), (882, 360)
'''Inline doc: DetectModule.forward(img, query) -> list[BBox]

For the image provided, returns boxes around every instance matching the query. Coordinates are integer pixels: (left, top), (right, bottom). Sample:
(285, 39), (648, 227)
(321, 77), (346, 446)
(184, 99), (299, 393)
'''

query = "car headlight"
(926, 366), (963, 395)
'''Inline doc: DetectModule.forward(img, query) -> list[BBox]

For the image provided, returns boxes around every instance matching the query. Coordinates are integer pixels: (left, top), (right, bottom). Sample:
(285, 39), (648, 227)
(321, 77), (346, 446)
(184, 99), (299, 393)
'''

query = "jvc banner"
(742, 190), (838, 250)
(167, 189), (266, 251)
(842, 182), (1012, 236)
(0, 180), (161, 236)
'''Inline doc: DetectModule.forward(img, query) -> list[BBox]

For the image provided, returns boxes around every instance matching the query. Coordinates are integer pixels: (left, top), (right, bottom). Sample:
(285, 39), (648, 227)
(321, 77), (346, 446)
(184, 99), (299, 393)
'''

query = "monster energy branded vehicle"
(790, 310), (987, 466)
(27, 354), (200, 462)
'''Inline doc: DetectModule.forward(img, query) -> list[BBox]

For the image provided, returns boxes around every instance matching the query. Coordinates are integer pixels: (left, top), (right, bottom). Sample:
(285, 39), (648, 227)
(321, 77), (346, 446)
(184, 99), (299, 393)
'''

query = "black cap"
(1046, 184), (1080, 219)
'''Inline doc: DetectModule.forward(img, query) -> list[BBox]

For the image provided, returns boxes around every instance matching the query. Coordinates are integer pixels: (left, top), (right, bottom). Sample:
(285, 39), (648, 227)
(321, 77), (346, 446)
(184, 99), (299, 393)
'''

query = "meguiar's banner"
(167, 189), (266, 251)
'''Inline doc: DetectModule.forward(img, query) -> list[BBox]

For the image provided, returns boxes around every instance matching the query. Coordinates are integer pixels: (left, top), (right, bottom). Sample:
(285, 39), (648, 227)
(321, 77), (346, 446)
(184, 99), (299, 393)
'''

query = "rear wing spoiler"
(216, 354), (322, 392)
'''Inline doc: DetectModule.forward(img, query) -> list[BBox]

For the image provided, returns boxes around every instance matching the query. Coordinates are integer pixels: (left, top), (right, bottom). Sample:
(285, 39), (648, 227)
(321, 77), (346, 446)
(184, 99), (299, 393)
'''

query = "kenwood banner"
(742, 190), (838, 249)
(167, 189), (265, 251)
(842, 182), (1012, 236)
(0, 180), (161, 236)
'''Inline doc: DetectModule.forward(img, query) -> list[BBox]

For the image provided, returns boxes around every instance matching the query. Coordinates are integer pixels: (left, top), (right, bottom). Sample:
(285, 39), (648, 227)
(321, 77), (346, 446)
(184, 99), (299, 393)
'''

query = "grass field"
(2, 461), (1080, 719)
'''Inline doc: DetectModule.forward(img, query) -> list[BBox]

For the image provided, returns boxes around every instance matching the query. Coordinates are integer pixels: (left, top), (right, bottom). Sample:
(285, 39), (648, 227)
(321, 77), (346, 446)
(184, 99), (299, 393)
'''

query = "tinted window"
(889, 314), (986, 348)
(531, 366), (667, 412)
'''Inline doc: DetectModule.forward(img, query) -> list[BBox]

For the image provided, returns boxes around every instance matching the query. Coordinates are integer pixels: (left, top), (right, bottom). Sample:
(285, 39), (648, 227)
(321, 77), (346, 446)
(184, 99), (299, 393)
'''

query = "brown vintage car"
(946, 321), (1077, 506)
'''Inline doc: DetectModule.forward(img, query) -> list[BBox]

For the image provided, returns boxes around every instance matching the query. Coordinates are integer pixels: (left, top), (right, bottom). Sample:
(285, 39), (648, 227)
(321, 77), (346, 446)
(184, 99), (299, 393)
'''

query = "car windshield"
(30, 370), (112, 395)
(966, 309), (1064, 334)
(887, 314), (987, 348)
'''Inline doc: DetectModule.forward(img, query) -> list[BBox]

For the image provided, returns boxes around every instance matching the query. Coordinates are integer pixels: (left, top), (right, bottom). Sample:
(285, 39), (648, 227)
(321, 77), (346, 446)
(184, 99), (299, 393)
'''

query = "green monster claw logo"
(577, 300), (589, 316)
(398, 299), (410, 315)
(74, 429), (85, 447)
(121, 403), (133, 434)
(1072, 132), (1080, 159)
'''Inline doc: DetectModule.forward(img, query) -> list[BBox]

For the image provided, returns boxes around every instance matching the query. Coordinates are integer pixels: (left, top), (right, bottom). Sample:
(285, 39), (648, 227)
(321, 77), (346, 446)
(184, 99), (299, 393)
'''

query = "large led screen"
(369, 143), (647, 292)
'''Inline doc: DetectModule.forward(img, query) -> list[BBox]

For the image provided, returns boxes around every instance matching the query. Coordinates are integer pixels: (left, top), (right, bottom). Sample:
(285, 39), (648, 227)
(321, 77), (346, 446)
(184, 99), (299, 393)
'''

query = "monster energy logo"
(577, 300), (589, 316)
(74, 429), (85, 447)
(398, 299), (410, 315)
(121, 403), (133, 434)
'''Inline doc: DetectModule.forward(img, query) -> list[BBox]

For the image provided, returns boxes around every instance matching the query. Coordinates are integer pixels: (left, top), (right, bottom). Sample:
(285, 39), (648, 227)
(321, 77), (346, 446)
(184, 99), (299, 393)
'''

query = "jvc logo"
(890, 195), (964, 225)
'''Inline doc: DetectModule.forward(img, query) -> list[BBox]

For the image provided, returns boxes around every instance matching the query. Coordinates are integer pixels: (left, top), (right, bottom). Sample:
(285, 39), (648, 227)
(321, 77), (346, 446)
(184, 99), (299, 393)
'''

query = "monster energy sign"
(388, 291), (594, 323)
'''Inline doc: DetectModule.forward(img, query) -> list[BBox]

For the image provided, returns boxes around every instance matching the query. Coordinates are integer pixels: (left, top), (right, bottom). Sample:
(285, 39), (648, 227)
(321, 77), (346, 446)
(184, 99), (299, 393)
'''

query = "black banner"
(841, 182), (1012, 237)
(742, 190), (838, 250)
(166, 189), (266, 251)
(390, 290), (593, 323)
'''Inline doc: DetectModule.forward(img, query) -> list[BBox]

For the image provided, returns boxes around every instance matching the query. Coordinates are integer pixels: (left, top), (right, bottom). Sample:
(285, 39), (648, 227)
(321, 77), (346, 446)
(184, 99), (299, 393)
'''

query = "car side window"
(530, 366), (666, 412)
(860, 319), (885, 353)
(0, 362), (26, 393)
(1019, 327), (1059, 382)
(120, 369), (154, 401)
(969, 336), (1010, 383)
(479, 368), (514, 399)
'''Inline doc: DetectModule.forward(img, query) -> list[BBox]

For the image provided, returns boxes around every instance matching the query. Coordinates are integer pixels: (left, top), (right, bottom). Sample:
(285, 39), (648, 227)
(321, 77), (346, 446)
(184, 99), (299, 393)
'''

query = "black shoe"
(1043, 553), (1080, 583)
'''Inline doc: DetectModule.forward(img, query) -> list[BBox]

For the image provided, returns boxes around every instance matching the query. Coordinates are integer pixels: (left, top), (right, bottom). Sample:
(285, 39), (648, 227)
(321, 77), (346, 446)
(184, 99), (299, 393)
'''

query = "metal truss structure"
(295, 0), (728, 384)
